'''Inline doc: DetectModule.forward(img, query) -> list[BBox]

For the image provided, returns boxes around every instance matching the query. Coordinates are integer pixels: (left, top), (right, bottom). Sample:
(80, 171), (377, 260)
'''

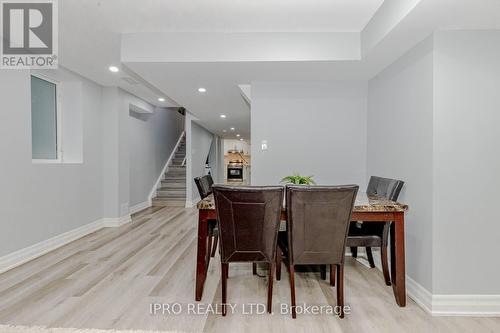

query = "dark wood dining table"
(195, 192), (408, 307)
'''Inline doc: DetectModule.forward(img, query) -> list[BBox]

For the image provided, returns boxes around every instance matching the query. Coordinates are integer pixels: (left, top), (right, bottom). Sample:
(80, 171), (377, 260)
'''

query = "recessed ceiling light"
(220, 114), (226, 118)
(108, 66), (119, 73)
(236, 134), (240, 137)
(240, 138), (244, 141)
(230, 127), (235, 131)
(158, 97), (165, 102)
(198, 87), (207, 93)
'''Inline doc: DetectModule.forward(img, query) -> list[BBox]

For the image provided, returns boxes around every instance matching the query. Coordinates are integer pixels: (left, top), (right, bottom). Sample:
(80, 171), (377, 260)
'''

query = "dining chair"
(194, 175), (218, 257)
(213, 185), (284, 316)
(281, 185), (358, 318)
(346, 176), (404, 286)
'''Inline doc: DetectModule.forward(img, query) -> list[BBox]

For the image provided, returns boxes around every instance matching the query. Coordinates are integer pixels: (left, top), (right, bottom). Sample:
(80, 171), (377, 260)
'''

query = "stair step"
(158, 186), (185, 191)
(157, 193), (186, 199)
(167, 173), (186, 178)
(164, 177), (186, 182)
(152, 198), (185, 207)
(161, 180), (186, 187)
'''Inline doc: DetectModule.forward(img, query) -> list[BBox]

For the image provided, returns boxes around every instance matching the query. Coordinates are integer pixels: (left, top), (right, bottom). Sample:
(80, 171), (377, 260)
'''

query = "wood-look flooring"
(0, 205), (499, 333)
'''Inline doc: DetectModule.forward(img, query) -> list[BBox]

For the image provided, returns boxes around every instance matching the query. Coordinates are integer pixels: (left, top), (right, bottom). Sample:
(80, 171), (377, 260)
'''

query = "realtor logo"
(1, 0), (58, 68)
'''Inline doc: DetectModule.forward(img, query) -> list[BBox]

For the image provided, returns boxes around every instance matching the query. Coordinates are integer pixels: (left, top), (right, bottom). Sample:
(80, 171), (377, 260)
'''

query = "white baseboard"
(148, 131), (185, 202)
(129, 200), (151, 215)
(0, 215), (131, 274)
(0, 219), (102, 274)
(101, 215), (131, 227)
(432, 295), (500, 316)
(407, 277), (500, 316)
(407, 276), (434, 314)
(350, 248), (500, 316)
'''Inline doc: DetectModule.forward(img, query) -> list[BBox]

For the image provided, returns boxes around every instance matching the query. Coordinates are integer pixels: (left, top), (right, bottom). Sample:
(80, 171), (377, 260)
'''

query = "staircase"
(153, 136), (186, 206)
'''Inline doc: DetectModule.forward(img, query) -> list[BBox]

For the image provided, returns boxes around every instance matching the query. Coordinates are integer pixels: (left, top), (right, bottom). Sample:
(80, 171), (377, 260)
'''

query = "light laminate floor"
(0, 205), (499, 333)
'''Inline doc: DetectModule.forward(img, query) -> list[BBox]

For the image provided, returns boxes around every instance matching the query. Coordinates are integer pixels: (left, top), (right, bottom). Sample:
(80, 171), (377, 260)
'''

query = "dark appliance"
(227, 160), (244, 181)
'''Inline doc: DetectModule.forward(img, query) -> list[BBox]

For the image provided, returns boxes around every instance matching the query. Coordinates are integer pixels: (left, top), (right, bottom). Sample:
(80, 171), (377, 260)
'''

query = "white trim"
(101, 215), (132, 228)
(432, 295), (500, 317)
(349, 249), (500, 316)
(129, 200), (151, 215)
(407, 276), (434, 314)
(148, 131), (185, 202)
(0, 215), (132, 274)
(0, 219), (102, 274)
(407, 277), (500, 316)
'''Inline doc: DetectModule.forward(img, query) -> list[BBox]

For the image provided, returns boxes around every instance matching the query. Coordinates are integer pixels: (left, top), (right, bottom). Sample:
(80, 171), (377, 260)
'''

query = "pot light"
(198, 87), (207, 93)
(240, 138), (244, 141)
(230, 127), (235, 131)
(236, 134), (240, 137)
(108, 66), (119, 73)
(220, 114), (226, 118)
(158, 97), (165, 102)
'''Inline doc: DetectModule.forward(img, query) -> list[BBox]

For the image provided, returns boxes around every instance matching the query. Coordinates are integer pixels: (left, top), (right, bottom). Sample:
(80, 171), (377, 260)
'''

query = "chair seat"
(346, 235), (381, 247)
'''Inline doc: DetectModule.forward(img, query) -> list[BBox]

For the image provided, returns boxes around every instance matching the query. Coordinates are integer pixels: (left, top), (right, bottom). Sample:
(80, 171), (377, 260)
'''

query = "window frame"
(31, 73), (63, 164)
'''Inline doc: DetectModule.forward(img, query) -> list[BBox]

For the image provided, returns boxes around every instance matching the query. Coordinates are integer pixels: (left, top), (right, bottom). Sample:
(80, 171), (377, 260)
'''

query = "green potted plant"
(280, 173), (316, 185)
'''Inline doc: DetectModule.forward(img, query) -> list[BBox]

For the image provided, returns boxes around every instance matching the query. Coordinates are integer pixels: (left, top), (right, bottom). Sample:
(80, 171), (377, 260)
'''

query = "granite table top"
(197, 191), (408, 212)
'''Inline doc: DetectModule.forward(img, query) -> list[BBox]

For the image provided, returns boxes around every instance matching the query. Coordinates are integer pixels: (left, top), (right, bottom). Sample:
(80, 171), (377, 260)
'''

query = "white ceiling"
(58, 0), (500, 139)
(72, 0), (385, 33)
(125, 61), (365, 139)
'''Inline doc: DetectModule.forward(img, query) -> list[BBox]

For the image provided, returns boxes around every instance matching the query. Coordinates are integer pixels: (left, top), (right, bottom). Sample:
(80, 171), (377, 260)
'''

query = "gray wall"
(0, 68), (184, 258)
(367, 37), (434, 292)
(251, 81), (367, 187)
(0, 69), (104, 257)
(433, 30), (500, 295)
(128, 107), (183, 207)
(185, 113), (214, 205)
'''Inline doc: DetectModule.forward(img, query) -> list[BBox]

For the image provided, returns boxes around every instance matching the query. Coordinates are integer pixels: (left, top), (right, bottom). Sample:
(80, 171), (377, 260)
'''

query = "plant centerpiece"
(280, 173), (316, 185)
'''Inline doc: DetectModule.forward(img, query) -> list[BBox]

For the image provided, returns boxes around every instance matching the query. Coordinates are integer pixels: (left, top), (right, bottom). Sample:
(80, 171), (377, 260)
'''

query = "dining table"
(195, 191), (409, 307)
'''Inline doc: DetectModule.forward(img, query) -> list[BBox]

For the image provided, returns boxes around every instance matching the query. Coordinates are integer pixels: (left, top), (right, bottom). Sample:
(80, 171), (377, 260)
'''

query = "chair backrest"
(366, 176), (404, 201)
(194, 175), (214, 199)
(213, 185), (284, 263)
(286, 185), (358, 265)
(206, 174), (214, 189)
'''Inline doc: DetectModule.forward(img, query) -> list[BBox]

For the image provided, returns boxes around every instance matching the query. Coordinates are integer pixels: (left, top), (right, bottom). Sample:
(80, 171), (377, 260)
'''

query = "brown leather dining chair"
(194, 175), (218, 257)
(280, 185), (358, 318)
(347, 176), (404, 286)
(212, 185), (284, 316)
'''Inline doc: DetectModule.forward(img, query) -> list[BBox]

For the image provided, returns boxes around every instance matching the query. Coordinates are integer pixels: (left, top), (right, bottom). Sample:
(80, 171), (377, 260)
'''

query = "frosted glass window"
(31, 75), (58, 160)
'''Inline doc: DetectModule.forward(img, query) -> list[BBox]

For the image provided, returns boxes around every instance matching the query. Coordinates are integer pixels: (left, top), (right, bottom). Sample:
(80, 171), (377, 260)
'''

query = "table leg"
(390, 212), (406, 306)
(195, 210), (209, 301)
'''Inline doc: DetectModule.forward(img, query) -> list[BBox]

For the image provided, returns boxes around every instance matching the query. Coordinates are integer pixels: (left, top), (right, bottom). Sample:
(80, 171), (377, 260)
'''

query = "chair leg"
(381, 245), (391, 286)
(336, 264), (345, 318)
(267, 262), (274, 313)
(289, 265), (297, 319)
(276, 248), (282, 281)
(320, 265), (327, 280)
(211, 234), (218, 257)
(252, 263), (257, 275)
(350, 247), (358, 258)
(330, 264), (336, 286)
(207, 235), (213, 262)
(366, 247), (376, 268)
(221, 263), (228, 316)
